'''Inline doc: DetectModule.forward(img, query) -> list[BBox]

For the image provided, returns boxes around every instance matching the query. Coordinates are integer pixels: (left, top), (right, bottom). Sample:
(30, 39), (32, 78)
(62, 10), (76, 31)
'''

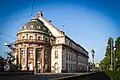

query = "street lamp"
(91, 49), (95, 71)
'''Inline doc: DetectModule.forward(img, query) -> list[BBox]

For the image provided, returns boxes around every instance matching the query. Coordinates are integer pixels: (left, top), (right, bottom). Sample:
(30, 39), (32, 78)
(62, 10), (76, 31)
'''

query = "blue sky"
(0, 0), (120, 63)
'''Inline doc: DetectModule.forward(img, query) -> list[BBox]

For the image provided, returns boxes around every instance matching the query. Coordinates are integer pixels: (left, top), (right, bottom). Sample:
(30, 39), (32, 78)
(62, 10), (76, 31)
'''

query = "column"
(41, 48), (44, 73)
(34, 47), (36, 73)
(25, 47), (28, 70)
(18, 48), (22, 70)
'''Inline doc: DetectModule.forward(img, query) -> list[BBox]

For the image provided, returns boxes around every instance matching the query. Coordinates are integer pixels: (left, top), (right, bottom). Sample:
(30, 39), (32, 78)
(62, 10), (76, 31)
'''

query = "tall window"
(66, 52), (68, 60)
(55, 50), (58, 59)
(35, 34), (37, 39)
(20, 49), (25, 66)
(22, 58), (25, 65)
(28, 49), (33, 58)
(44, 50), (48, 64)
(51, 39), (54, 44)
(21, 49), (25, 58)
(69, 53), (70, 60)
(69, 64), (70, 70)
(26, 34), (28, 39)
(66, 63), (68, 71)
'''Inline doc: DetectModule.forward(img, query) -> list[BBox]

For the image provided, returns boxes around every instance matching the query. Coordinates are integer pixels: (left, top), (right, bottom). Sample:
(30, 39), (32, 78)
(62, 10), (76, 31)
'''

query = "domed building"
(14, 11), (89, 73)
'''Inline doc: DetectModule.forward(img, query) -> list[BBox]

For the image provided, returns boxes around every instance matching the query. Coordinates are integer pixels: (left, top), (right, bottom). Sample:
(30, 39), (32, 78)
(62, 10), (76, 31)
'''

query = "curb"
(55, 72), (98, 80)
(0, 72), (34, 76)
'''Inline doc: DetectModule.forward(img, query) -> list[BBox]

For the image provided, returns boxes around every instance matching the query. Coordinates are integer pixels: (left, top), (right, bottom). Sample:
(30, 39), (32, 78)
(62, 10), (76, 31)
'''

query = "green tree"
(105, 37), (114, 56)
(115, 37), (120, 70)
(100, 37), (114, 70)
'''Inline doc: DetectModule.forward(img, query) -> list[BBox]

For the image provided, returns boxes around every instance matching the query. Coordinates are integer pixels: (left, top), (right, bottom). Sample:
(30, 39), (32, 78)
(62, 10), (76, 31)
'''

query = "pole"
(114, 50), (115, 70)
(91, 49), (95, 72)
(92, 53), (94, 69)
(111, 39), (113, 71)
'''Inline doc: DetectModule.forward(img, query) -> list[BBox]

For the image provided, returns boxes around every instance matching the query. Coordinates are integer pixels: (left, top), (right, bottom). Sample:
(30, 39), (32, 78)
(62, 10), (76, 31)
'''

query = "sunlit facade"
(14, 11), (89, 73)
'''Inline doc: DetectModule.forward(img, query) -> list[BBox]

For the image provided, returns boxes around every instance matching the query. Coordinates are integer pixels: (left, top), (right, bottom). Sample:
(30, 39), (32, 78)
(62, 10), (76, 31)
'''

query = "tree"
(100, 37), (114, 70)
(6, 51), (16, 64)
(115, 37), (120, 70)
(105, 37), (114, 56)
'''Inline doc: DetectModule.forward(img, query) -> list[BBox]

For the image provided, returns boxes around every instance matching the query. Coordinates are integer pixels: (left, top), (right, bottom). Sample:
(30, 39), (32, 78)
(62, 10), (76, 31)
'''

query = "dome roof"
(21, 19), (50, 33)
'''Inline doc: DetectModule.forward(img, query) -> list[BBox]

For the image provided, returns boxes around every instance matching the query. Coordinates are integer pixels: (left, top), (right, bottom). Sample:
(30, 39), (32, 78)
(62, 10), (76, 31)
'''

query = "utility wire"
(0, 0), (35, 25)
(1, 16), (31, 25)
(0, 32), (16, 39)
(31, 0), (35, 17)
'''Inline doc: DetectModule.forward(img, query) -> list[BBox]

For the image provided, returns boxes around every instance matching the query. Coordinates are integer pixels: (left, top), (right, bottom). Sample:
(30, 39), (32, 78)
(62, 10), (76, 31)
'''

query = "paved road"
(0, 73), (89, 80)
(0, 74), (75, 80)
(0, 72), (110, 80)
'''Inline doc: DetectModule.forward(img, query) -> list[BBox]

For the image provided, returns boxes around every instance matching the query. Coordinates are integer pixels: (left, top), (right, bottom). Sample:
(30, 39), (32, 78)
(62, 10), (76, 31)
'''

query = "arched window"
(55, 50), (58, 59)
(29, 36), (33, 40)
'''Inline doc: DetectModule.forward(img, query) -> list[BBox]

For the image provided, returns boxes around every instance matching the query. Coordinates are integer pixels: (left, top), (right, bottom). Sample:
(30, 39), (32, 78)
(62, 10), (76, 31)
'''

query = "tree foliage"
(115, 37), (120, 70)
(100, 37), (120, 71)
(100, 37), (114, 70)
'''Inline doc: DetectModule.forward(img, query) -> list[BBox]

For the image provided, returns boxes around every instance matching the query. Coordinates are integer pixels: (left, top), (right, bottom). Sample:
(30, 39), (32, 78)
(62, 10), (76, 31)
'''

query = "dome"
(21, 19), (50, 33)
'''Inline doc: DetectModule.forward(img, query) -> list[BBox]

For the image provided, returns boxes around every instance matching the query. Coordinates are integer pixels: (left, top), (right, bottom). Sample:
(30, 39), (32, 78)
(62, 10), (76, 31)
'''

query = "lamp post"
(91, 49), (95, 72)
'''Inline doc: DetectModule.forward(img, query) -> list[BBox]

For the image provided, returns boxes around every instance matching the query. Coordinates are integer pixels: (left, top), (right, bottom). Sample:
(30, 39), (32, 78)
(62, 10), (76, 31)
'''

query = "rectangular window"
(22, 58), (25, 65)
(69, 53), (70, 60)
(69, 64), (70, 70)
(66, 63), (68, 71)
(71, 64), (72, 70)
(55, 50), (58, 59)
(28, 49), (33, 58)
(66, 52), (68, 60)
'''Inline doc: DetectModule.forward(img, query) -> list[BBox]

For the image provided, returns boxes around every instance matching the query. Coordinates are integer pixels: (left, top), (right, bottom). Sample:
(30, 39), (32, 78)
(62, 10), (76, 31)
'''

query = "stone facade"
(14, 11), (89, 73)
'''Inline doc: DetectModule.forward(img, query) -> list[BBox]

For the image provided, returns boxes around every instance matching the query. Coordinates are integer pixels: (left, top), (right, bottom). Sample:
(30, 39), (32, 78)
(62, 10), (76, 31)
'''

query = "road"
(0, 72), (110, 80)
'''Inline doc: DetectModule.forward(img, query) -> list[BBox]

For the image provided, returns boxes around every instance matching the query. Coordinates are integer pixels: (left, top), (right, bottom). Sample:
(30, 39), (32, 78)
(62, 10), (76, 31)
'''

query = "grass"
(105, 71), (120, 80)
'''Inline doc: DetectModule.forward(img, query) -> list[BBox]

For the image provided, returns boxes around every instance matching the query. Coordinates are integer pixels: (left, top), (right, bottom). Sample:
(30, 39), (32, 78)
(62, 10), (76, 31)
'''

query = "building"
(95, 63), (100, 68)
(13, 11), (89, 73)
